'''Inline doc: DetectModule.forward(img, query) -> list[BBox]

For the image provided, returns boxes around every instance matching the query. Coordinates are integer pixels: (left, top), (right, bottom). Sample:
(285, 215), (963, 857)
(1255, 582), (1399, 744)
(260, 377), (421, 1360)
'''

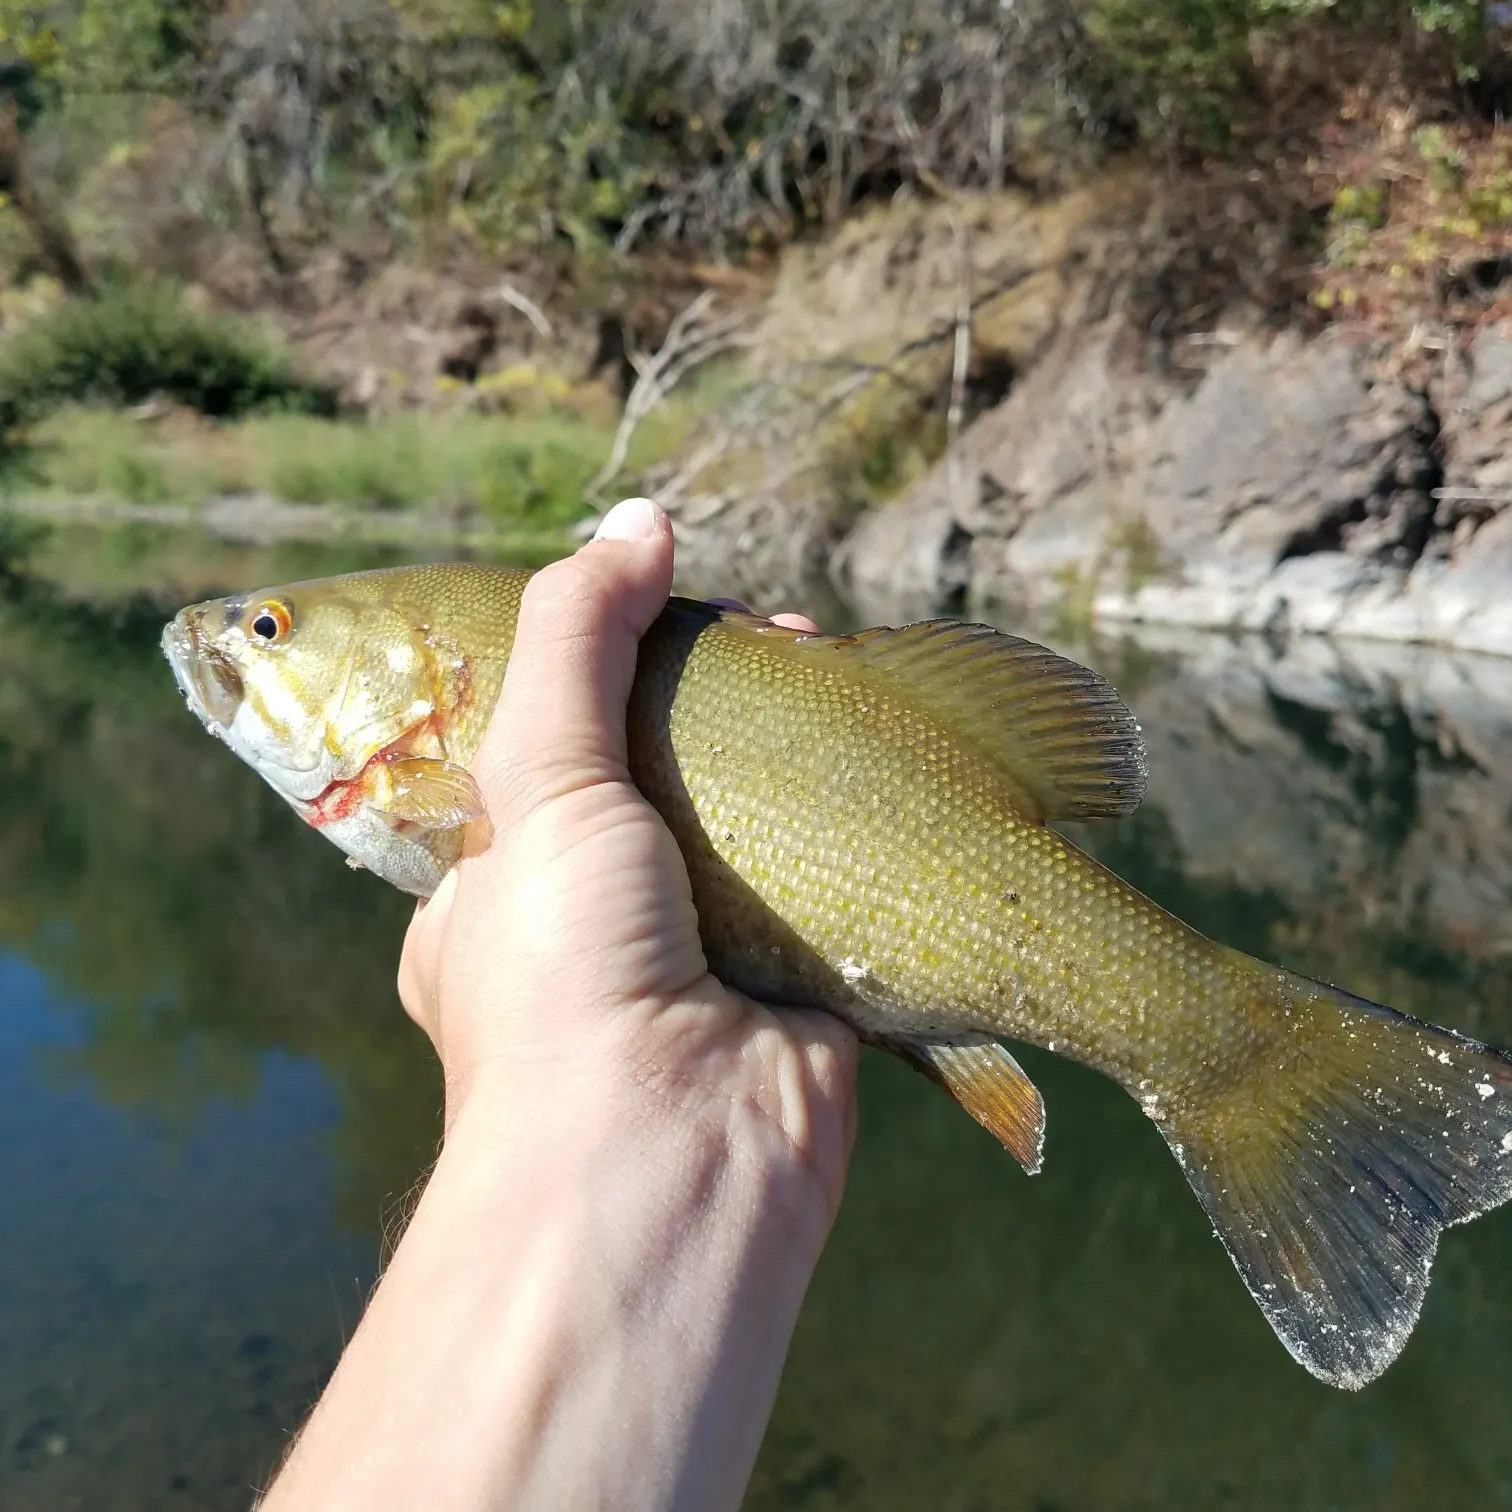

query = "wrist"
(439, 1023), (837, 1271)
(419, 1037), (831, 1511)
(438, 993), (847, 1244)
(265, 1035), (829, 1512)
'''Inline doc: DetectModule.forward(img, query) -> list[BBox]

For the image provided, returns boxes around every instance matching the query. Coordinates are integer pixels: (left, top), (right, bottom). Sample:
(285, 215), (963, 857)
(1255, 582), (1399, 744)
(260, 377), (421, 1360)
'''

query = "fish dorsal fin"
(713, 609), (1146, 823)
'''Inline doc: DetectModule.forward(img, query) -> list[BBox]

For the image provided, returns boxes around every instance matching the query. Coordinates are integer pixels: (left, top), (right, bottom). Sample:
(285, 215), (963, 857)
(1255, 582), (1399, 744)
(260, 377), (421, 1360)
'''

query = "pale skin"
(257, 497), (859, 1512)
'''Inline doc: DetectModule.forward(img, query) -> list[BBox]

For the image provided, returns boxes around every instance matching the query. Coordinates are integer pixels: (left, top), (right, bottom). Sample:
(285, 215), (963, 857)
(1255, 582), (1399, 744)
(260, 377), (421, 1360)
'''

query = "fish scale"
(162, 559), (1512, 1391)
(634, 602), (1248, 1090)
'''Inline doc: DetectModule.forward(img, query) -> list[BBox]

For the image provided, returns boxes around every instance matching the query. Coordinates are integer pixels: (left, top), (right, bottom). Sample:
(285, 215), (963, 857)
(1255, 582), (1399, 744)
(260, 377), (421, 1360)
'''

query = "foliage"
(3, 403), (641, 532)
(189, 0), (1100, 256)
(1084, 0), (1495, 146)
(174, 0), (1512, 258)
(0, 0), (209, 95)
(1332, 182), (1388, 230)
(1311, 117), (1512, 320)
(0, 282), (334, 433)
(0, 0), (1505, 284)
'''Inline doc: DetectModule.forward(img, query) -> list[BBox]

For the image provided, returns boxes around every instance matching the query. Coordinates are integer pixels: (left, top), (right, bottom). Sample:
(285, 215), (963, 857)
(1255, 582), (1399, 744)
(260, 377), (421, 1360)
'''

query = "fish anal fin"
(886, 1033), (1046, 1175)
(366, 756), (486, 830)
(1161, 972), (1512, 1389)
(707, 606), (1146, 823)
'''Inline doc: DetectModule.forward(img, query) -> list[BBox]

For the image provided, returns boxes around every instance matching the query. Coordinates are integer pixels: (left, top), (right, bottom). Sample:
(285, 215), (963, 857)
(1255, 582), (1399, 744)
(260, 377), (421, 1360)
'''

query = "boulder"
(1135, 335), (1433, 570)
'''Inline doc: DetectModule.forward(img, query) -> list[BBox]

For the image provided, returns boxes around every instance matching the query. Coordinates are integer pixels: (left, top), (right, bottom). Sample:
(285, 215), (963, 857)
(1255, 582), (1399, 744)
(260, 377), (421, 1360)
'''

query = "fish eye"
(248, 600), (293, 643)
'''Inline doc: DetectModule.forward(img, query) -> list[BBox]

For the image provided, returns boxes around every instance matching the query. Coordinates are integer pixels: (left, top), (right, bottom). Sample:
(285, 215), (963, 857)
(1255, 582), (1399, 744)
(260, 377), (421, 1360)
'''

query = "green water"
(3, 523), (1512, 1510)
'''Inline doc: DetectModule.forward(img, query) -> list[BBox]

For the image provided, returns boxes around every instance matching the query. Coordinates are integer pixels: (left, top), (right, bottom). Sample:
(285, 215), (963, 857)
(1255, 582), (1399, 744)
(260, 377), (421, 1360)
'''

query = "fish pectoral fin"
(887, 1034), (1046, 1175)
(365, 757), (486, 830)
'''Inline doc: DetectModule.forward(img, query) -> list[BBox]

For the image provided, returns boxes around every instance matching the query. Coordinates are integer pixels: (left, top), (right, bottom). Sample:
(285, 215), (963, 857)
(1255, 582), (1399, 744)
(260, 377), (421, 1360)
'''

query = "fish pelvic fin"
(1159, 971), (1512, 1389)
(884, 1033), (1045, 1175)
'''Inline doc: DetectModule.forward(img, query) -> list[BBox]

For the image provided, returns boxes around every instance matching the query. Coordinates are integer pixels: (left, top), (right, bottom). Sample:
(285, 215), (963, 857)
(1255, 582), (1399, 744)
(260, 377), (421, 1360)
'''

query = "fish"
(162, 561), (1512, 1390)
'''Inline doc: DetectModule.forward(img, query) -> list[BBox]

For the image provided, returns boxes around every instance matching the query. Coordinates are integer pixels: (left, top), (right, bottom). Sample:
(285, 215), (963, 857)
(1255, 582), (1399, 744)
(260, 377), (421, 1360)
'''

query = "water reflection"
(0, 525), (1510, 1509)
(0, 956), (376, 1509)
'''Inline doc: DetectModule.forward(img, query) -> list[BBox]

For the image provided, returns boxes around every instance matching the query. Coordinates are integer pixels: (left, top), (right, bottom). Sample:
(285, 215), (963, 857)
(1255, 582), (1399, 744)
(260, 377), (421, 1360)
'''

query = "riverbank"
(8, 8), (1512, 653)
(0, 491), (570, 551)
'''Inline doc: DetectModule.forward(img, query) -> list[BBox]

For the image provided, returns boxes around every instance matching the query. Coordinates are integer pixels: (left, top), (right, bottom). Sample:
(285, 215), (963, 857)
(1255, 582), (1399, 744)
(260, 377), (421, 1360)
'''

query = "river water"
(3, 523), (1511, 1510)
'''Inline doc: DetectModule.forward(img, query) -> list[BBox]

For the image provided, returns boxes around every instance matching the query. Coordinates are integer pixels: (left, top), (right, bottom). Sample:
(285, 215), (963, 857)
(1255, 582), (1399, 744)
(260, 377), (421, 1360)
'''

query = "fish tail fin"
(1157, 970), (1512, 1389)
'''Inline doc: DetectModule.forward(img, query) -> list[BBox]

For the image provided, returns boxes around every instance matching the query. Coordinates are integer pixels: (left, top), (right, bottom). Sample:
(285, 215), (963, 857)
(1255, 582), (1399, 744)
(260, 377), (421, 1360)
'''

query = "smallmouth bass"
(163, 562), (1512, 1390)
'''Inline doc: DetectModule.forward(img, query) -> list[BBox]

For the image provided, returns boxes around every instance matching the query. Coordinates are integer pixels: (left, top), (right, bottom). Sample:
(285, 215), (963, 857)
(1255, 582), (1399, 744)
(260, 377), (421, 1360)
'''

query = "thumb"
(473, 497), (674, 826)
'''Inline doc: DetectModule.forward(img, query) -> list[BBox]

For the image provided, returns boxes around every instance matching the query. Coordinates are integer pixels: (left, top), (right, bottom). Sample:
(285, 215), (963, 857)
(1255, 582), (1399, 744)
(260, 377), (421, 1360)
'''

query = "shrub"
(9, 0), (1503, 274)
(1085, 0), (1495, 147)
(200, 0), (1101, 256)
(0, 283), (335, 436)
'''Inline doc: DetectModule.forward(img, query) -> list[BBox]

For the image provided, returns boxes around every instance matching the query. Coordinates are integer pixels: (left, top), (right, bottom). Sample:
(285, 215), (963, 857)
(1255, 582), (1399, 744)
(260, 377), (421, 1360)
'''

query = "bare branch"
(489, 283), (554, 339)
(946, 204), (973, 515)
(588, 292), (752, 500)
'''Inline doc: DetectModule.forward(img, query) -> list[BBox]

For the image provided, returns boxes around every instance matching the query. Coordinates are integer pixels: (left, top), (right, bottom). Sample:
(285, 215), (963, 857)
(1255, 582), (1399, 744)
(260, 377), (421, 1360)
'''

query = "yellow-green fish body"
(163, 562), (1512, 1391)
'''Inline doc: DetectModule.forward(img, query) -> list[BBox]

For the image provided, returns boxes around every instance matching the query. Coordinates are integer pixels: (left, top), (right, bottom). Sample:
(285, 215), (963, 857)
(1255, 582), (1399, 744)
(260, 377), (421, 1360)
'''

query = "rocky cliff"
(834, 315), (1512, 656)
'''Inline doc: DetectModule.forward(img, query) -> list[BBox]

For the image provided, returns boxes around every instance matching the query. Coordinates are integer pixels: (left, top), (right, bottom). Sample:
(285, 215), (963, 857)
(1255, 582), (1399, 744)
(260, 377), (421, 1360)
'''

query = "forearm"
(259, 1064), (831, 1512)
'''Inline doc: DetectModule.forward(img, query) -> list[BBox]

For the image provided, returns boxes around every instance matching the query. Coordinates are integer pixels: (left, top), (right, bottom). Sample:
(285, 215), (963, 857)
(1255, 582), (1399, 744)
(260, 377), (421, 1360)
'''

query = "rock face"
(757, 176), (1144, 379)
(834, 318), (1512, 655)
(664, 175), (1151, 602)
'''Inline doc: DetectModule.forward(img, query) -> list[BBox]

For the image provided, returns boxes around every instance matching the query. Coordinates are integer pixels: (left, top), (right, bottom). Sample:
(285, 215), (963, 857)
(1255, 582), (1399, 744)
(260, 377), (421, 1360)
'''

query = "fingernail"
(593, 496), (659, 543)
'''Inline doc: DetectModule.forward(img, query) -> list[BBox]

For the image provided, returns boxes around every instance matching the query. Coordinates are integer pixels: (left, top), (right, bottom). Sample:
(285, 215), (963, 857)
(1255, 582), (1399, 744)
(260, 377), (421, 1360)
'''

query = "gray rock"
(834, 317), (1512, 656)
(828, 484), (964, 613)
(1435, 321), (1512, 517)
(1142, 335), (1431, 568)
(1460, 320), (1512, 412)
(833, 324), (1159, 612)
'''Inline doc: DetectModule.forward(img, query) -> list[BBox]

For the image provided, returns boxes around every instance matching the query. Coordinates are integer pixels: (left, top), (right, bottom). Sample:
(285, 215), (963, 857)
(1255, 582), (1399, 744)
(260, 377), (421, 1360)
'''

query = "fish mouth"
(162, 611), (245, 730)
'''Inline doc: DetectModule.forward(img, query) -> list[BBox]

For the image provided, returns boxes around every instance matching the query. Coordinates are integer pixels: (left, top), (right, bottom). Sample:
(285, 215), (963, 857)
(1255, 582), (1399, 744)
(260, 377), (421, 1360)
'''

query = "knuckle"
(518, 554), (615, 639)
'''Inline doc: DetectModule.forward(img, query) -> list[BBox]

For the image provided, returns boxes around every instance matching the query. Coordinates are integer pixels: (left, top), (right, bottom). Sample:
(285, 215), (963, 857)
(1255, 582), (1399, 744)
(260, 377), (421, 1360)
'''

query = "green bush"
(1085, 0), (1495, 146)
(3, 0), (1500, 277)
(0, 284), (336, 436)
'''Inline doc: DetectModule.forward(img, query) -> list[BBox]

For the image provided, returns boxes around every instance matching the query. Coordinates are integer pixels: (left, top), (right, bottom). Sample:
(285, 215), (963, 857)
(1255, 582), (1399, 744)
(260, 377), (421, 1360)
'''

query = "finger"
(474, 497), (674, 818)
(770, 612), (821, 634)
(706, 598), (821, 636)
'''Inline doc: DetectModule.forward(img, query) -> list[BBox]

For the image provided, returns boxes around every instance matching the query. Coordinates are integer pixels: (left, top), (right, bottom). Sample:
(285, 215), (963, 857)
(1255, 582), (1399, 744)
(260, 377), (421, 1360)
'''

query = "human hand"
(397, 498), (857, 1219)
(259, 498), (856, 1512)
